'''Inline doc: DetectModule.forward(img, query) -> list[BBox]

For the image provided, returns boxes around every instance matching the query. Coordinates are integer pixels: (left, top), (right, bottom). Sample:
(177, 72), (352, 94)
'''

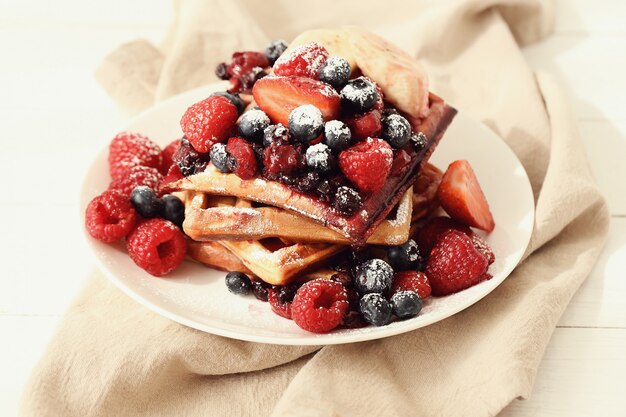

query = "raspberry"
(291, 279), (349, 333)
(85, 189), (137, 243)
(273, 43), (329, 79)
(180, 96), (239, 153)
(162, 164), (184, 185)
(267, 285), (297, 319)
(425, 230), (490, 296)
(415, 216), (472, 256)
(126, 218), (187, 277)
(263, 143), (301, 177)
(110, 165), (162, 196)
(391, 271), (432, 299)
(160, 139), (181, 174)
(226, 137), (257, 179)
(108, 132), (162, 182)
(338, 138), (393, 193)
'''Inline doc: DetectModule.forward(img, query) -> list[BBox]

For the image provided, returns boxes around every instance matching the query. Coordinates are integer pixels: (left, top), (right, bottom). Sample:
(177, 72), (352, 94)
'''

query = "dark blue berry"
(263, 123), (291, 147)
(333, 186), (361, 216)
(411, 132), (427, 151)
(354, 258), (394, 295)
(387, 239), (422, 271)
(305, 143), (335, 173)
(323, 120), (352, 152)
(251, 279), (270, 301)
(390, 290), (423, 319)
(130, 186), (162, 218)
(238, 108), (270, 141)
(210, 91), (245, 114)
(288, 105), (324, 143)
(359, 293), (392, 326)
(265, 39), (289, 65)
(276, 284), (297, 304)
(382, 114), (411, 148)
(296, 171), (321, 193)
(340, 77), (378, 113)
(174, 137), (209, 176)
(215, 62), (229, 80)
(161, 194), (185, 227)
(209, 143), (232, 173)
(318, 56), (351, 88)
(225, 271), (252, 295)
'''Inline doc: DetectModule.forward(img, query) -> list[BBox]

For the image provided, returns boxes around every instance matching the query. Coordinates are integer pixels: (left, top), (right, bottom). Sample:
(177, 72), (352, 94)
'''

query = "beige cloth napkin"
(22, 0), (610, 416)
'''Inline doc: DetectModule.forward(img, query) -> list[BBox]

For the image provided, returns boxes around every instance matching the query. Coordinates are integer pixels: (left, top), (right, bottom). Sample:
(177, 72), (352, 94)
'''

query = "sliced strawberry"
(343, 109), (382, 141)
(252, 76), (340, 126)
(437, 160), (495, 232)
(338, 138), (393, 193)
(273, 43), (329, 79)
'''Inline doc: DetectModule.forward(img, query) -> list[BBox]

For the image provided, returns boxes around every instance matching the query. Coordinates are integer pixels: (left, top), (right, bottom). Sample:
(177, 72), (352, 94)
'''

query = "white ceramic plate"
(81, 82), (534, 345)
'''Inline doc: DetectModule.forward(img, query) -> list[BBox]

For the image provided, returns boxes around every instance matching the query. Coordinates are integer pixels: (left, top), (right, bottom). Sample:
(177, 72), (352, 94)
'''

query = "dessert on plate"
(84, 27), (496, 334)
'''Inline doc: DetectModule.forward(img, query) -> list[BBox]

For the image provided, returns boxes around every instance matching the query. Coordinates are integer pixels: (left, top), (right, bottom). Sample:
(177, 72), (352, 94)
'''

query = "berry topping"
(323, 120), (352, 152)
(126, 218), (187, 277)
(263, 143), (301, 177)
(85, 189), (137, 243)
(130, 186), (162, 219)
(411, 132), (427, 151)
(180, 96), (239, 153)
(209, 143), (233, 173)
(391, 271), (432, 299)
(343, 109), (383, 141)
(386, 239), (422, 271)
(291, 279), (349, 333)
(238, 108), (271, 142)
(217, 51), (269, 93)
(338, 138), (393, 193)
(252, 76), (340, 126)
(330, 271), (353, 287)
(263, 123), (292, 146)
(225, 271), (252, 295)
(273, 42), (329, 79)
(110, 165), (162, 196)
(289, 104), (324, 143)
(251, 279), (271, 301)
(160, 139), (181, 174)
(415, 216), (472, 255)
(295, 171), (321, 193)
(425, 230), (490, 296)
(268, 284), (298, 319)
(226, 137), (258, 179)
(381, 114), (411, 148)
(265, 39), (289, 64)
(354, 258), (394, 295)
(333, 186), (362, 216)
(438, 160), (495, 232)
(108, 132), (162, 182)
(210, 91), (245, 115)
(305, 143), (335, 173)
(390, 291), (423, 319)
(317, 56), (351, 88)
(161, 194), (185, 227)
(173, 137), (210, 176)
(359, 293), (392, 326)
(340, 77), (378, 113)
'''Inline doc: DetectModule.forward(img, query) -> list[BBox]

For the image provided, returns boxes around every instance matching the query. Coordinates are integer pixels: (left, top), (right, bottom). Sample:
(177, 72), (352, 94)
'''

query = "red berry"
(425, 230), (490, 296)
(415, 216), (472, 256)
(263, 143), (301, 177)
(126, 218), (187, 277)
(291, 279), (349, 333)
(226, 137), (257, 179)
(252, 76), (340, 126)
(108, 132), (162, 181)
(273, 43), (329, 79)
(110, 165), (162, 196)
(162, 164), (184, 185)
(391, 271), (432, 299)
(228, 51), (269, 78)
(343, 109), (382, 141)
(470, 233), (495, 265)
(160, 139), (181, 174)
(85, 189), (137, 243)
(338, 138), (393, 193)
(438, 160), (495, 232)
(180, 96), (239, 153)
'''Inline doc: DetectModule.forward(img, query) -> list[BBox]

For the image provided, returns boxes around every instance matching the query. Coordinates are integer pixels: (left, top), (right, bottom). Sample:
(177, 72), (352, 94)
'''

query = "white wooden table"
(1, 1), (624, 415)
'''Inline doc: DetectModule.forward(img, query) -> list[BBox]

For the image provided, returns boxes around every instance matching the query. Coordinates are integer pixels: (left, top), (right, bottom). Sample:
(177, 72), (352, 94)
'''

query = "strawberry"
(180, 96), (239, 153)
(252, 76), (340, 126)
(415, 216), (472, 255)
(438, 160), (495, 232)
(425, 230), (490, 296)
(273, 43), (329, 79)
(226, 137), (257, 180)
(343, 109), (382, 141)
(338, 138), (393, 193)
(391, 271), (432, 299)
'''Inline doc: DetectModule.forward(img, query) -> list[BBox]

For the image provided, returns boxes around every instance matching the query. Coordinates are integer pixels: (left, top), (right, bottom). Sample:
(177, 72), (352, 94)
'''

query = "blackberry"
(215, 62), (229, 80)
(382, 114), (411, 148)
(324, 120), (352, 152)
(317, 56), (351, 88)
(239, 108), (270, 142)
(359, 293), (392, 326)
(265, 39), (289, 65)
(340, 77), (378, 113)
(316, 179), (333, 203)
(333, 186), (361, 216)
(288, 105), (324, 143)
(276, 284), (297, 304)
(330, 271), (353, 287)
(209, 91), (245, 114)
(225, 272), (252, 295)
(173, 138), (209, 176)
(130, 186), (162, 218)
(390, 291), (423, 319)
(251, 279), (270, 302)
(354, 258), (394, 295)
(209, 143), (233, 173)
(411, 132), (427, 151)
(305, 143), (335, 173)
(161, 194), (185, 227)
(296, 171), (321, 193)
(263, 123), (291, 147)
(387, 239), (422, 271)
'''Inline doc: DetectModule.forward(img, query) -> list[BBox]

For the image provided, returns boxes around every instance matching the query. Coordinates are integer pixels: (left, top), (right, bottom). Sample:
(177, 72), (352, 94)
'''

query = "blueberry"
(161, 194), (185, 227)
(225, 271), (252, 295)
(251, 279), (270, 301)
(354, 258), (394, 295)
(276, 284), (297, 304)
(323, 120), (352, 152)
(288, 105), (324, 143)
(391, 291), (423, 319)
(174, 137), (209, 176)
(239, 108), (270, 142)
(263, 123), (291, 146)
(318, 56), (351, 88)
(359, 293), (392, 326)
(130, 186), (162, 218)
(215, 62), (229, 80)
(411, 132), (427, 151)
(387, 239), (422, 271)
(333, 186), (361, 216)
(209, 143), (232, 173)
(265, 39), (289, 64)
(382, 114), (411, 148)
(210, 91), (245, 114)
(340, 77), (378, 113)
(305, 143), (335, 173)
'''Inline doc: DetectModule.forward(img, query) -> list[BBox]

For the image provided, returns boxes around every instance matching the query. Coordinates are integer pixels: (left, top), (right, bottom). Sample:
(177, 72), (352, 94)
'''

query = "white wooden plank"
(554, 0), (626, 34)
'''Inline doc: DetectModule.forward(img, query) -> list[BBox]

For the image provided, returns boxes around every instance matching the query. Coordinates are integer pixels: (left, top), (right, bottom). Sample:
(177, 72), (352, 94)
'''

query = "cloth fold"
(22, 0), (609, 416)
